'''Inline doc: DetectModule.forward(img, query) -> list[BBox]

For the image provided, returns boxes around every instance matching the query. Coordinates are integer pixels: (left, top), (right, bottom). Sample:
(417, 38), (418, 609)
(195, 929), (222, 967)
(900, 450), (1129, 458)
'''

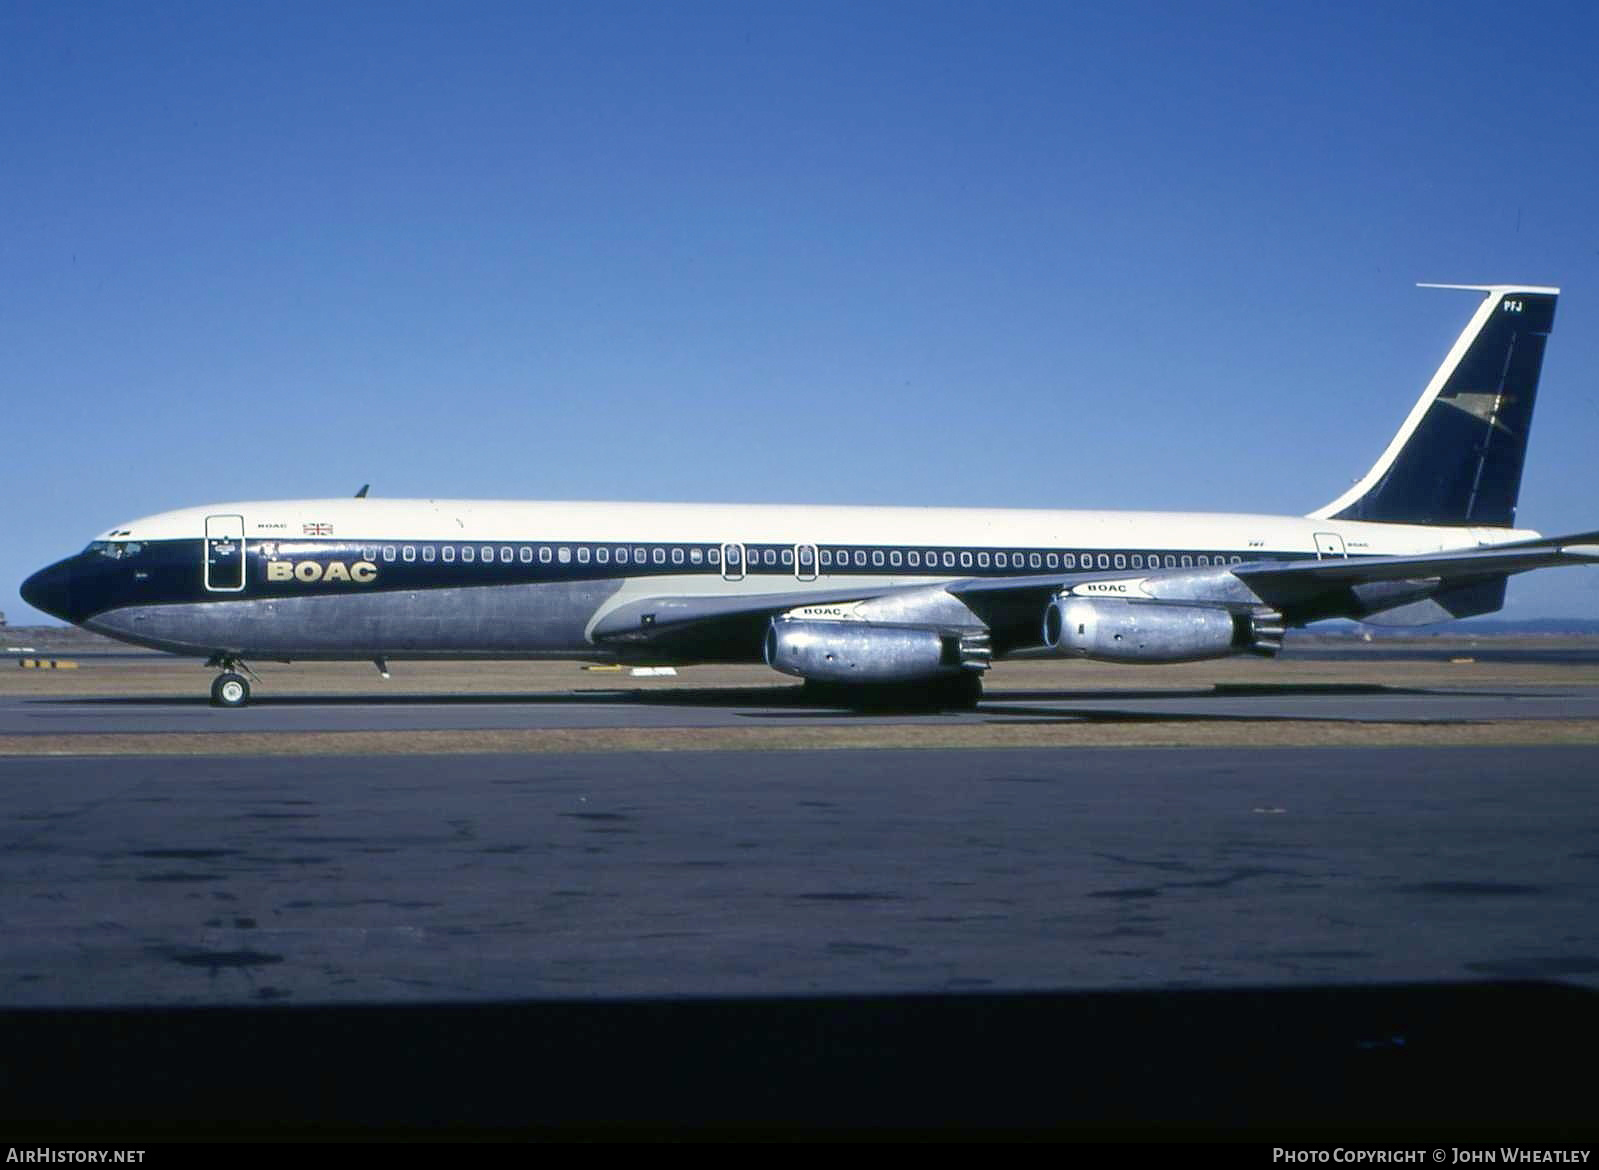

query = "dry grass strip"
(7, 718), (1599, 757)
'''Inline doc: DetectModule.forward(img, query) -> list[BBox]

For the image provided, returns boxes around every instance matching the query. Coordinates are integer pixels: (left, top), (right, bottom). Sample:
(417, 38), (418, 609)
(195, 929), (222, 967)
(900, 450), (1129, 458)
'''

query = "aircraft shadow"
(43, 680), (1542, 713)
(974, 705), (1488, 726)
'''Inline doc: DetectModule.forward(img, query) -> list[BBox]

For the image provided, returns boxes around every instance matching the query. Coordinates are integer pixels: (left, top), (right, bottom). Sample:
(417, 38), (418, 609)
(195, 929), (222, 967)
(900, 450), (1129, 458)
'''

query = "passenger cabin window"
(383, 546), (396, 562)
(578, 547), (591, 564)
(463, 546), (475, 563)
(403, 546), (416, 562)
(559, 547), (571, 564)
(442, 546), (455, 563)
(422, 545), (435, 562)
(521, 547), (534, 563)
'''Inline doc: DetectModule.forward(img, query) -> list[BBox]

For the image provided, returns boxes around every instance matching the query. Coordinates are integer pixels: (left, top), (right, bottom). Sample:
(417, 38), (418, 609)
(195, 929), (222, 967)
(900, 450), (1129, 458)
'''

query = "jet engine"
(1042, 596), (1254, 663)
(764, 619), (989, 684)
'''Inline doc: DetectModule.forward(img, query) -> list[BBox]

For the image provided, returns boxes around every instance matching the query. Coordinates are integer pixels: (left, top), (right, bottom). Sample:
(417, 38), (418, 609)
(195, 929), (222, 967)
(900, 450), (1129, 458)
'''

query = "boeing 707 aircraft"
(22, 284), (1598, 708)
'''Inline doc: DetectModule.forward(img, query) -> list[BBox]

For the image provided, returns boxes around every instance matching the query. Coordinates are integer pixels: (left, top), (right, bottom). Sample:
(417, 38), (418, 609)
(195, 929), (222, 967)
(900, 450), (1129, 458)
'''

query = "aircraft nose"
(21, 558), (79, 622)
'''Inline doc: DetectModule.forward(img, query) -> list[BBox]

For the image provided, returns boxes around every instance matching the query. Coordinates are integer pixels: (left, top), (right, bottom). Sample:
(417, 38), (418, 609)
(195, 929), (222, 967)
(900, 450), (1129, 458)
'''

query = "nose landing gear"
(206, 656), (258, 708)
(210, 673), (250, 708)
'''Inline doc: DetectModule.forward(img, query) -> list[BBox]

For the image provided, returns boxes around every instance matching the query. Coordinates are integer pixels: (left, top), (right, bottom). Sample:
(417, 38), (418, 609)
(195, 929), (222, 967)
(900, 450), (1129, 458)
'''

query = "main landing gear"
(937, 671), (985, 711)
(206, 656), (257, 708)
(802, 671), (983, 712)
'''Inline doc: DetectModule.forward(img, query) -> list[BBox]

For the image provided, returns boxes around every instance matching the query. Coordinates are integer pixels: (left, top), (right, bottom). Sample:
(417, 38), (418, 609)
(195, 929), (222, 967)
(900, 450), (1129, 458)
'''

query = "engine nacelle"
(764, 619), (976, 684)
(1042, 596), (1243, 664)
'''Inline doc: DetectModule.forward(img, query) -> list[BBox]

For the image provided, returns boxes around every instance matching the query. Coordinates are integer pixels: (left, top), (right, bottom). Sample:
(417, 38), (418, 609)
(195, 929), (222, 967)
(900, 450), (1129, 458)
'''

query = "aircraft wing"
(943, 530), (1599, 598)
(944, 529), (1599, 635)
(591, 531), (1599, 660)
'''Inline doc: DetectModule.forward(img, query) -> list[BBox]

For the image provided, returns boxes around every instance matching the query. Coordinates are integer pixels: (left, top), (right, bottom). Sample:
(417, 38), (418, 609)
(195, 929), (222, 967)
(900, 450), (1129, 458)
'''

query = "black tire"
(210, 672), (250, 708)
(935, 672), (983, 711)
(800, 679), (851, 708)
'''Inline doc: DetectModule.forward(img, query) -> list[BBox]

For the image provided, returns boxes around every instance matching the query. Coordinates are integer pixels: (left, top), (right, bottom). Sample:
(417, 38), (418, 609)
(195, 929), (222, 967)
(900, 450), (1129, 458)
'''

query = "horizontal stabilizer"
(1232, 529), (1599, 609)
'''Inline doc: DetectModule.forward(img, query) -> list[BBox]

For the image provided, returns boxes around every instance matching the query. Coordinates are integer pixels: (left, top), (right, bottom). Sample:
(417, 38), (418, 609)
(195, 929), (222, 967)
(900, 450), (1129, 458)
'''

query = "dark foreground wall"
(2, 982), (1596, 1137)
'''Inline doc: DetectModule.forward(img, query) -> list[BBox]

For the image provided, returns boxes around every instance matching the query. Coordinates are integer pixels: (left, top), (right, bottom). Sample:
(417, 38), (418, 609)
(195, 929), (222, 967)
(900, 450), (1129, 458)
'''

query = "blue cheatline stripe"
(55, 536), (1315, 619)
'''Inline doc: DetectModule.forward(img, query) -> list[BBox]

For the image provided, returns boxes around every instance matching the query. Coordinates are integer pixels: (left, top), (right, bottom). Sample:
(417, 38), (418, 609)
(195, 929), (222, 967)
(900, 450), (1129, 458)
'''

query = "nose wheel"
(210, 672), (251, 708)
(205, 655), (258, 708)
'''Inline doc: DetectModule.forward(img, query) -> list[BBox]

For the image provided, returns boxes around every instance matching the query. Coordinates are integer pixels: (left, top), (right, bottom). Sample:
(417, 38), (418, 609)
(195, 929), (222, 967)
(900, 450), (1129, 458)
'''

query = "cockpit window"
(87, 541), (142, 559)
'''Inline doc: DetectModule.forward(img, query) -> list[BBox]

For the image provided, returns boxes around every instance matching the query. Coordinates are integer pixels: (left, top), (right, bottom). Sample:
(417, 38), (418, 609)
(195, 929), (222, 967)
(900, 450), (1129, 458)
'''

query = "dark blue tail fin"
(1313, 285), (1558, 528)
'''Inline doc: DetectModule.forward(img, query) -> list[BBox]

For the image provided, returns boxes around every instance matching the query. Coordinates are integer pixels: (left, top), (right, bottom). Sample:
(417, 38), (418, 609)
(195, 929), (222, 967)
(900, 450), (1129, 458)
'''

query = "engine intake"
(765, 620), (988, 684)
(1043, 596), (1245, 664)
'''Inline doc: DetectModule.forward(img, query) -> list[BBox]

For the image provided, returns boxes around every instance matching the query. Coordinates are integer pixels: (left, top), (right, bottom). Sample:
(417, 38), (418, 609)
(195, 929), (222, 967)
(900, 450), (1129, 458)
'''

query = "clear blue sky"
(5, 1), (1598, 623)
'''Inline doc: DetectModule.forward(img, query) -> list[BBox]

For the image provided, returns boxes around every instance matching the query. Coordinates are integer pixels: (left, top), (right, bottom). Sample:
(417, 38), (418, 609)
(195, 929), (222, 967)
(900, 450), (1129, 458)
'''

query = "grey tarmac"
(3, 745), (1597, 1007)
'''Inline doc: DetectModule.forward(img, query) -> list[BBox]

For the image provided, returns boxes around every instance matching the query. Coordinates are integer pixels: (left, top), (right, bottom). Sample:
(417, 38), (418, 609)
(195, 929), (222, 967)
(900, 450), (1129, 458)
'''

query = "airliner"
(21, 283), (1598, 708)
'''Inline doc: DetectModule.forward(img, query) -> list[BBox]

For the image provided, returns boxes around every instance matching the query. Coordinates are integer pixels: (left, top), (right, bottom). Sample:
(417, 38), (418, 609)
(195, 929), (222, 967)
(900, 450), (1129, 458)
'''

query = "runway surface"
(8, 681), (1599, 733)
(3, 745), (1597, 1007)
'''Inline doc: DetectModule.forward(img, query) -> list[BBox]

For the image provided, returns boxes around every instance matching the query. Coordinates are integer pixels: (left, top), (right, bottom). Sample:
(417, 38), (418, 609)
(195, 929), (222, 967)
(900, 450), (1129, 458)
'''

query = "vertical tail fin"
(1311, 284), (1559, 527)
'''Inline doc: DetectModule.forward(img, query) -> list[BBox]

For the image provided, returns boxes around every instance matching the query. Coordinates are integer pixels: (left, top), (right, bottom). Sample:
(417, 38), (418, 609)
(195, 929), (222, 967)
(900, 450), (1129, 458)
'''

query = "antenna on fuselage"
(354, 484), (370, 498)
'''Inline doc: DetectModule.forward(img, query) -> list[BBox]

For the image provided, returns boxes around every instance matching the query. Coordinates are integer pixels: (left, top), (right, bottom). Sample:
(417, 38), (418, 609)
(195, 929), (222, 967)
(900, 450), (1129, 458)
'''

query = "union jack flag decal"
(302, 522), (333, 536)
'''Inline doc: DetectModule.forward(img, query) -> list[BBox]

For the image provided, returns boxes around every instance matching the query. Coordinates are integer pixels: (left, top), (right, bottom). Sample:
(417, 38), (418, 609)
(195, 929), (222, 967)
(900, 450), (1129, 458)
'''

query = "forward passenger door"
(204, 514), (246, 592)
